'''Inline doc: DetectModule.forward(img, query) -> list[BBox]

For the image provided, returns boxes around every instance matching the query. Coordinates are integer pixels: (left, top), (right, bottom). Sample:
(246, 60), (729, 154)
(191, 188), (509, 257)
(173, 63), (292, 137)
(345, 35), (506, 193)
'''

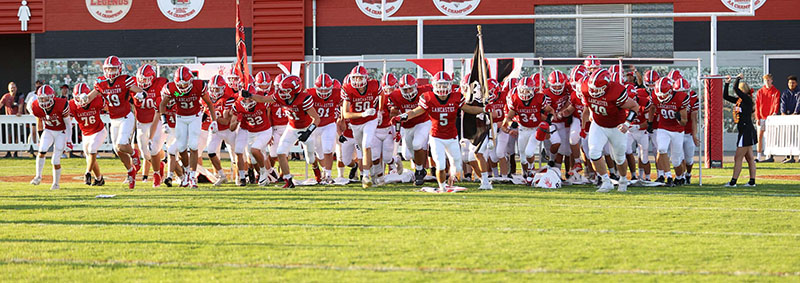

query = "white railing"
(0, 115), (115, 152)
(764, 115), (800, 156)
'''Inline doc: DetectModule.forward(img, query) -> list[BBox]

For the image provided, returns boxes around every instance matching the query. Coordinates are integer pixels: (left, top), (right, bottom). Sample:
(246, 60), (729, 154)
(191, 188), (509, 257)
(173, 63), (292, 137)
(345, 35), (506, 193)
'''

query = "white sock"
(666, 171), (672, 178)
(657, 170), (664, 178)
(259, 168), (267, 179)
(337, 167), (344, 178)
(239, 170), (246, 179)
(481, 172), (488, 183)
(757, 152), (762, 159)
(35, 156), (45, 178)
(438, 182), (446, 191)
(601, 174), (611, 182)
(283, 174), (292, 179)
(167, 171), (174, 178)
(638, 168), (644, 178)
(324, 169), (331, 178)
(609, 167), (617, 175)
(415, 164), (423, 170)
(219, 170), (226, 178)
(53, 168), (61, 185)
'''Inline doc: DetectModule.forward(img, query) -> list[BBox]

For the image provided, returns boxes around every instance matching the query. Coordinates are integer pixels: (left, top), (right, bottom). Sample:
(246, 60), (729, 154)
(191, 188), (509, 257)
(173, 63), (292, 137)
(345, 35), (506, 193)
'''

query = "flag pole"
(476, 25), (495, 145)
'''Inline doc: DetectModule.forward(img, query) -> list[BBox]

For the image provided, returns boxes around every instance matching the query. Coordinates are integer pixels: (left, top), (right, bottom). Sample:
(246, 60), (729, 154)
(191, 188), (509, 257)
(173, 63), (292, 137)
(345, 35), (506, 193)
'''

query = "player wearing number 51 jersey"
(133, 64), (169, 187)
(395, 72), (487, 192)
(159, 66), (217, 188)
(581, 69), (639, 192)
(70, 83), (108, 187)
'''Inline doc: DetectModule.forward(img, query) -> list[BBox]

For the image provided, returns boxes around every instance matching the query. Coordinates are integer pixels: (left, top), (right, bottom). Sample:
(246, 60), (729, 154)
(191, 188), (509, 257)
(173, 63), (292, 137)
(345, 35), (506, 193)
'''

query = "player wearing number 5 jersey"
(340, 66), (382, 188)
(159, 66), (217, 189)
(30, 85), (72, 190)
(650, 77), (689, 187)
(70, 83), (107, 187)
(244, 75), (321, 188)
(308, 73), (342, 184)
(85, 55), (148, 189)
(581, 69), (640, 193)
(395, 72), (487, 192)
(501, 77), (546, 184)
(133, 64), (169, 187)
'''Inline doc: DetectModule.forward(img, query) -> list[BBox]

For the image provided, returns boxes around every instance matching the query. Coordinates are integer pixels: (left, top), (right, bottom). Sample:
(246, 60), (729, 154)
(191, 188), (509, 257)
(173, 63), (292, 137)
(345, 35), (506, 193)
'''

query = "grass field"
(1, 157), (799, 281)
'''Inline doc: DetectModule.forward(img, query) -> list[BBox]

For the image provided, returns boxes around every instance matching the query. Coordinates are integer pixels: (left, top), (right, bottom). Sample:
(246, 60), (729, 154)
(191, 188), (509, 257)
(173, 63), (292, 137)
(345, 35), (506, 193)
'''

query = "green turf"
(1, 157), (799, 282)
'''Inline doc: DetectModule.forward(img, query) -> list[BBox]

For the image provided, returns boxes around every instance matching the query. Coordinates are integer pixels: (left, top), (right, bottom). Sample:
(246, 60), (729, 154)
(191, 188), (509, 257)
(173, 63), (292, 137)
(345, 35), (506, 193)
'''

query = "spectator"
(1, 82), (26, 158)
(59, 84), (70, 99)
(24, 80), (43, 157)
(779, 76), (800, 163)
(24, 80), (43, 114)
(754, 74), (781, 162)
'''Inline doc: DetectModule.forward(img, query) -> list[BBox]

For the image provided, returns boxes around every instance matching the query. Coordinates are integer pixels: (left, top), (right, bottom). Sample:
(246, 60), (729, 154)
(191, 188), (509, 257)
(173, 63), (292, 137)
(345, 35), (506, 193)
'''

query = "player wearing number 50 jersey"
(70, 83), (107, 187)
(395, 72), (487, 193)
(159, 66), (217, 189)
(30, 85), (72, 191)
(340, 66), (383, 188)
(581, 69), (639, 193)
(133, 64), (169, 187)
(85, 55), (148, 189)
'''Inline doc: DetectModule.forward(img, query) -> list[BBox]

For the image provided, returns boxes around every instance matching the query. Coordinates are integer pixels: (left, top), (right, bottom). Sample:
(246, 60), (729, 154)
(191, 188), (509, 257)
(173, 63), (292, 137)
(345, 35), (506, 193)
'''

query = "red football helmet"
(486, 77), (501, 102)
(502, 77), (519, 94)
(315, 73), (334, 99)
(349, 66), (369, 89)
(273, 73), (286, 91)
(381, 73), (398, 95)
(431, 72), (453, 97)
(225, 67), (241, 90)
(254, 71), (272, 93)
(548, 70), (568, 95)
(583, 55), (601, 71)
(240, 84), (258, 110)
(643, 70), (660, 90)
(332, 79), (342, 89)
(654, 77), (673, 102)
(673, 78), (691, 92)
(278, 75), (303, 100)
(570, 65), (588, 91)
(208, 74), (227, 101)
(73, 83), (92, 107)
(103, 55), (123, 80)
(529, 73), (543, 92)
(37, 85), (56, 109)
(173, 66), (194, 94)
(608, 64), (622, 74)
(667, 69), (683, 82)
(398, 74), (418, 100)
(587, 69), (611, 98)
(136, 64), (156, 89)
(517, 77), (537, 101)
(610, 72), (622, 84)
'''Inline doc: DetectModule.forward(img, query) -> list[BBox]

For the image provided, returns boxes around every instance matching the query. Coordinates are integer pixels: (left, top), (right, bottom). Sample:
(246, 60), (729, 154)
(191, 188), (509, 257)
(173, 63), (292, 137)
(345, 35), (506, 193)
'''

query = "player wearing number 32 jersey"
(395, 72), (487, 193)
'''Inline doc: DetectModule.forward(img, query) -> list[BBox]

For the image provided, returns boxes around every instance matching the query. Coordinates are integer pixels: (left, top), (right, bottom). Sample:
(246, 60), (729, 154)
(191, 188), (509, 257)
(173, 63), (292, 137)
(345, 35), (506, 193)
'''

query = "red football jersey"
(581, 81), (629, 128)
(341, 79), (381, 125)
(308, 88), (342, 127)
(162, 80), (207, 116)
(485, 90), (507, 123)
(202, 93), (235, 131)
(419, 91), (464, 140)
(275, 92), (314, 129)
(569, 89), (584, 119)
(542, 88), (572, 123)
(69, 97), (105, 136)
(684, 90), (699, 134)
(632, 88), (653, 127)
(343, 120), (354, 138)
(94, 75), (134, 119)
(132, 77), (168, 124)
(377, 93), (391, 128)
(651, 91), (689, 133)
(163, 99), (177, 128)
(508, 91), (546, 128)
(387, 85), (432, 129)
(234, 101), (271, 133)
(32, 98), (70, 131)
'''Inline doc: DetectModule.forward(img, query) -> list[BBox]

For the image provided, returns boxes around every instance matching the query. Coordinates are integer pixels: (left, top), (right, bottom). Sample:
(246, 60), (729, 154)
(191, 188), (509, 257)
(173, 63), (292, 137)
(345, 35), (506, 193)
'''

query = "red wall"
(0, 0), (44, 34)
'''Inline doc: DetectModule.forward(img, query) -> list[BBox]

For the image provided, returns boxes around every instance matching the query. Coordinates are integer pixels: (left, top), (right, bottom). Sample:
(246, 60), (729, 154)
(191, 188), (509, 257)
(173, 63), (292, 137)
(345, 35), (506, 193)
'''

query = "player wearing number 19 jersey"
(70, 83), (107, 186)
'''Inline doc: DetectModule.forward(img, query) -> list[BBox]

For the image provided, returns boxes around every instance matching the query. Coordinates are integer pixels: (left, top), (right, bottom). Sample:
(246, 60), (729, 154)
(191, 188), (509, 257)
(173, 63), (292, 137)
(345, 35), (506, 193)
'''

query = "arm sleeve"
(780, 92), (789, 114)
(722, 83), (738, 104)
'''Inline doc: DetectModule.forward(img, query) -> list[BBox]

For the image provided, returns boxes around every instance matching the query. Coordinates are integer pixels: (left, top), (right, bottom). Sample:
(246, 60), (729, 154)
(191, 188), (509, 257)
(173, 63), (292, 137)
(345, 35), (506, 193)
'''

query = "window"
(577, 4), (631, 57)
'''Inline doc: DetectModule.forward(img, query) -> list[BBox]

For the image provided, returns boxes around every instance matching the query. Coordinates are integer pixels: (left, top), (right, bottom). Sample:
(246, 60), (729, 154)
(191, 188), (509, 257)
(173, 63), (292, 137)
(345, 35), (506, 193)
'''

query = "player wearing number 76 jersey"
(394, 72), (487, 192)
(133, 64), (169, 187)
(70, 83), (108, 187)
(85, 55), (148, 189)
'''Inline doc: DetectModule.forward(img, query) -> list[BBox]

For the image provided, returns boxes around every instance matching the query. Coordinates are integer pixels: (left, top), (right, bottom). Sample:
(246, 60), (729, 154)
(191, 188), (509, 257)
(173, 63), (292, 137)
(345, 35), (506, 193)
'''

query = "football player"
(242, 75), (321, 188)
(159, 66), (217, 188)
(132, 64), (169, 187)
(580, 69), (640, 192)
(308, 73), (342, 184)
(29, 85), (71, 190)
(650, 77), (689, 186)
(560, 65), (590, 182)
(387, 74), (432, 185)
(268, 73), (288, 179)
(231, 84), (274, 186)
(85, 55), (146, 189)
(370, 73), (399, 185)
(394, 72), (487, 192)
(481, 78), (509, 178)
(675, 78), (700, 184)
(627, 81), (654, 181)
(340, 66), (382, 188)
(160, 98), (184, 187)
(501, 77), (547, 185)
(205, 75), (237, 186)
(70, 83), (107, 186)
(542, 70), (573, 174)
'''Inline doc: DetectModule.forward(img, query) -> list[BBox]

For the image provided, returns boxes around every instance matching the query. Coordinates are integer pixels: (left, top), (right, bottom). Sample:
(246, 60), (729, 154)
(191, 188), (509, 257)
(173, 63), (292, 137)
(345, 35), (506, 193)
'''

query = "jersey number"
(438, 113), (448, 126)
(80, 116), (96, 127)
(660, 109), (677, 120)
(144, 98), (157, 109)
(354, 101), (371, 112)
(109, 94), (121, 107)
(317, 107), (330, 118)
(519, 113), (530, 123)
(246, 116), (263, 125)
(44, 119), (61, 127)
(180, 101), (194, 110)
(289, 111), (300, 120)
(590, 104), (608, 116)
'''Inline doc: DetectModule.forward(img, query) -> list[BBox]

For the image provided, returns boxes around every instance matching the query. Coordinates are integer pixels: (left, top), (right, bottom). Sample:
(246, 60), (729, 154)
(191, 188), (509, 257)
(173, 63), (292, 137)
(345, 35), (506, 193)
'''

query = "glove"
(476, 113), (487, 121)
(339, 135), (347, 143)
(298, 124), (317, 143)
(134, 92), (146, 101)
(646, 122), (654, 133)
(362, 108), (376, 117)
(65, 141), (74, 151)
(510, 121), (519, 129)
(240, 90), (252, 98)
(394, 131), (402, 142)
(208, 121), (218, 134)
(397, 113), (409, 121)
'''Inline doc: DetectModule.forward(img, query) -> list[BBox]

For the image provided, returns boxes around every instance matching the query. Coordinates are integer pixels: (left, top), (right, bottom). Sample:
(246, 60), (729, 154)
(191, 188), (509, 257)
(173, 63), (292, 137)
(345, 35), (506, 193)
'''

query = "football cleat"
(723, 181), (737, 188)
(92, 177), (105, 186)
(655, 176), (665, 184)
(180, 173), (189, 188)
(50, 183), (60, 190)
(479, 181), (493, 190)
(596, 180), (614, 193)
(617, 178), (628, 192)
(282, 177), (295, 188)
(30, 176), (41, 185)
(238, 178), (247, 187)
(414, 169), (425, 186)
(313, 167), (322, 183)
(153, 172), (162, 188)
(127, 175), (135, 190)
(163, 176), (173, 187)
(84, 172), (93, 185)
(665, 177), (675, 187)
(348, 166), (358, 181)
(362, 176), (373, 189)
(142, 175), (148, 182)
(190, 176), (198, 189)
(214, 174), (228, 186)
(247, 168), (256, 184)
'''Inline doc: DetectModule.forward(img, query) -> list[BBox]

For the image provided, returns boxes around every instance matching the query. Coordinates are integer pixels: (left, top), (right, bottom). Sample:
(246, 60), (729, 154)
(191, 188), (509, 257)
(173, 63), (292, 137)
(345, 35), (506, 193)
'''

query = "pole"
(697, 59), (704, 186)
(618, 58), (624, 83)
(710, 15), (718, 75)
(312, 0), (318, 78)
(417, 19), (424, 78)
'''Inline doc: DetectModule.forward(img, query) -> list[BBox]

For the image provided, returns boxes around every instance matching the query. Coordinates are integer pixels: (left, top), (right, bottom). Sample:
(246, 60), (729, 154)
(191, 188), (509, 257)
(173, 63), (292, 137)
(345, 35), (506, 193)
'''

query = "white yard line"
(4, 257), (799, 277)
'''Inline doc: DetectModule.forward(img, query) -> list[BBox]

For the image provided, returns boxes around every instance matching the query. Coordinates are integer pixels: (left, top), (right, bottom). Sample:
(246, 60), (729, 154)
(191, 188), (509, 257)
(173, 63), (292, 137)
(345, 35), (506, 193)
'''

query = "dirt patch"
(759, 175), (800, 181)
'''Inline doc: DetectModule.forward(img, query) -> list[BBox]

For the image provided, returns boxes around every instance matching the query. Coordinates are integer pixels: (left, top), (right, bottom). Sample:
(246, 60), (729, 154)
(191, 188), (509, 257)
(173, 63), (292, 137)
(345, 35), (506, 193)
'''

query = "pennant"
(407, 59), (444, 76)
(234, 0), (251, 87)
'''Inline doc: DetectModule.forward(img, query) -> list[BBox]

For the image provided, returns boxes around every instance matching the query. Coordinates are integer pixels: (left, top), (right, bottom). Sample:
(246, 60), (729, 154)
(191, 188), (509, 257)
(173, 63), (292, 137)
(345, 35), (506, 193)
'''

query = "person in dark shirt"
(722, 74), (756, 187)
(779, 76), (800, 163)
